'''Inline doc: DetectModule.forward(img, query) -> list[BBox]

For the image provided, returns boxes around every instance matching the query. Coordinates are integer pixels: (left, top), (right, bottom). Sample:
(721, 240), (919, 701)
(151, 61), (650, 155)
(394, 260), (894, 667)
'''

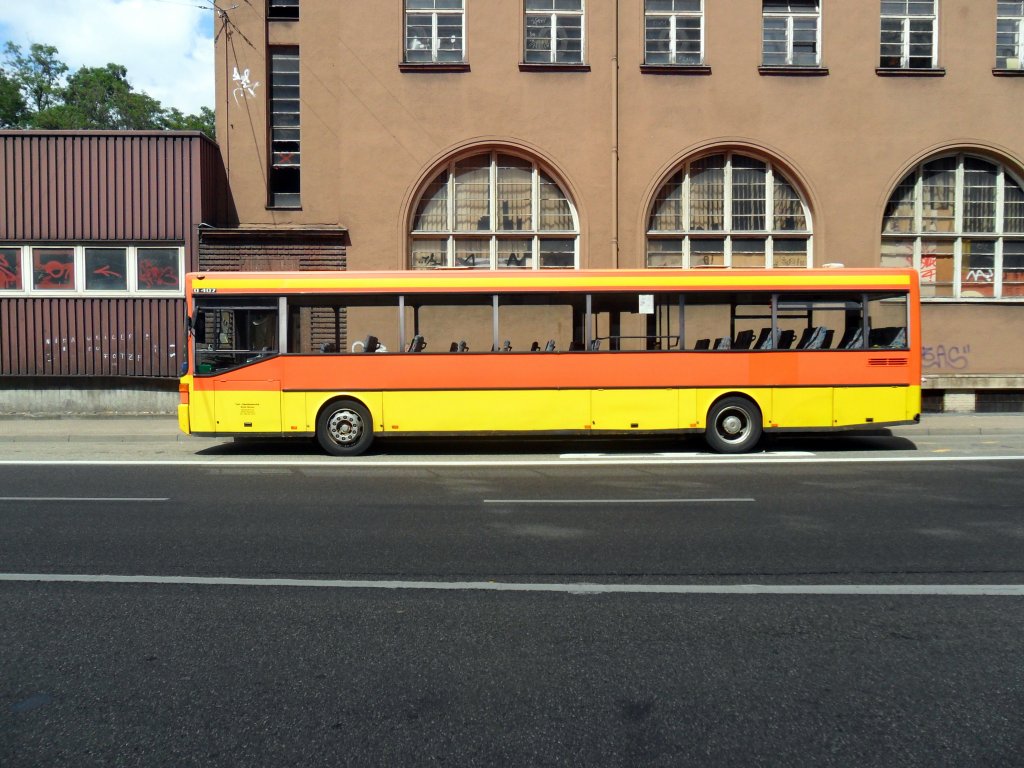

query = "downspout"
(611, 0), (620, 269)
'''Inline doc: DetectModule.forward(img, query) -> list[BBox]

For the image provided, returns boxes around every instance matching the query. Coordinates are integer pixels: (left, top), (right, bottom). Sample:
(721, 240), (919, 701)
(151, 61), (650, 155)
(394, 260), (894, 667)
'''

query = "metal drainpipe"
(611, 0), (620, 269)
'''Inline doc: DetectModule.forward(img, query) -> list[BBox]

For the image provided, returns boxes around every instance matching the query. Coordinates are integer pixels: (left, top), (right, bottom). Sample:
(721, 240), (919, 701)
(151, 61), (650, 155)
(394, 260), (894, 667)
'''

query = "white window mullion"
(550, 13), (557, 63)
(786, 16), (795, 65)
(996, 168), (1006, 298)
(724, 154), (733, 234)
(902, 17), (911, 68)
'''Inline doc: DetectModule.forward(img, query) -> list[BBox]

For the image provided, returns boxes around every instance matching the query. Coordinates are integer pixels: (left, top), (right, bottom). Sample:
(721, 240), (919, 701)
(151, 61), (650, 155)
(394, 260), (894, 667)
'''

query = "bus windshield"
(193, 298), (279, 374)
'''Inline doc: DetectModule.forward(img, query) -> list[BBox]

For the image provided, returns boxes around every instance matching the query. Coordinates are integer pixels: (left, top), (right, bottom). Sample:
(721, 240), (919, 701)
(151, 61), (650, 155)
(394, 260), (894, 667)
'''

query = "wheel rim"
(327, 408), (364, 446)
(715, 406), (751, 445)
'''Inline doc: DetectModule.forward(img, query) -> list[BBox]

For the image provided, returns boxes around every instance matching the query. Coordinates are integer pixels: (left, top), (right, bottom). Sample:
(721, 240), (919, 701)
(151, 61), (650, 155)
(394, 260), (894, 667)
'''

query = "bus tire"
(705, 396), (762, 454)
(316, 400), (374, 456)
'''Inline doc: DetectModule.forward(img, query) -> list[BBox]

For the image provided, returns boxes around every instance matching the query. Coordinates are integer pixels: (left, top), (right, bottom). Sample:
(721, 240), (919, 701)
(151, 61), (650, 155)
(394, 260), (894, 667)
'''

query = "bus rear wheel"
(705, 397), (762, 454)
(317, 400), (373, 456)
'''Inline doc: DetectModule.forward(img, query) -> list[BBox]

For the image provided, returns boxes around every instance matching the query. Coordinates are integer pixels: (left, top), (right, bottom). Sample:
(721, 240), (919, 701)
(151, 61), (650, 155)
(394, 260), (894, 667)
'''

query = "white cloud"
(1, 0), (215, 114)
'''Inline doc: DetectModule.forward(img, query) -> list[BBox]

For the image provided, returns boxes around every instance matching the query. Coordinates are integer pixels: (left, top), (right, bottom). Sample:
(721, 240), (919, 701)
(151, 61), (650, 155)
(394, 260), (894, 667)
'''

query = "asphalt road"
(2, 445), (1024, 766)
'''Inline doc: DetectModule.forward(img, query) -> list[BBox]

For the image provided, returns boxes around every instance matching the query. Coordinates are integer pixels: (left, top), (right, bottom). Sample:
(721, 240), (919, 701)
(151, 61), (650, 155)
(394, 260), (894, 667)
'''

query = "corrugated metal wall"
(0, 298), (183, 377)
(0, 131), (226, 378)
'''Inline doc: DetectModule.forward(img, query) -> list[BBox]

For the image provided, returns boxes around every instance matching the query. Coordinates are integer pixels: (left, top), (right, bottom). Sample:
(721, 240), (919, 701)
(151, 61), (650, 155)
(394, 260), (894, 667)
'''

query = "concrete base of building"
(0, 378), (177, 416)
(923, 375), (1024, 414)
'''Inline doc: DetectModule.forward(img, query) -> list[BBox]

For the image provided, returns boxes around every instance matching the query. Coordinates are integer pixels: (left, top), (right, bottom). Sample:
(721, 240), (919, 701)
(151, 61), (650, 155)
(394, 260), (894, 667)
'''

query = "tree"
(0, 68), (27, 128)
(3, 42), (67, 113)
(1, 41), (214, 137)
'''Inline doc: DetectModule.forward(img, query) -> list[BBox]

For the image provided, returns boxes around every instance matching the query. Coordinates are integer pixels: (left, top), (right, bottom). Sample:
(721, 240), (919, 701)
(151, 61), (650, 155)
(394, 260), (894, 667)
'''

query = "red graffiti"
(138, 259), (178, 289)
(0, 260), (19, 289)
(35, 259), (73, 288)
(93, 265), (124, 279)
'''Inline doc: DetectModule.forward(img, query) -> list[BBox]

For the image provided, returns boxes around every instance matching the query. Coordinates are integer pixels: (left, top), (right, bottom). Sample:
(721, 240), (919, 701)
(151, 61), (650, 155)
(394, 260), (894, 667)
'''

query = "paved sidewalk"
(1, 412), (1023, 443)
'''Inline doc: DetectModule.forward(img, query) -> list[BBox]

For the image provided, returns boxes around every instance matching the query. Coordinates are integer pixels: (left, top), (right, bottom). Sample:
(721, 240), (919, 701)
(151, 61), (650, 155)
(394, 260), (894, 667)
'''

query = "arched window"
(881, 154), (1024, 299)
(410, 151), (579, 269)
(646, 152), (811, 269)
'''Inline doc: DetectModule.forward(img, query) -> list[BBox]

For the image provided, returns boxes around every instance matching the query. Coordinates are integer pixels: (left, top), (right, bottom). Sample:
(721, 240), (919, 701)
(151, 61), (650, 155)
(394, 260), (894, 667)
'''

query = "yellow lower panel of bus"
(213, 384), (282, 433)
(833, 385), (919, 427)
(770, 388), (834, 429)
(591, 389), (679, 431)
(382, 389), (591, 433)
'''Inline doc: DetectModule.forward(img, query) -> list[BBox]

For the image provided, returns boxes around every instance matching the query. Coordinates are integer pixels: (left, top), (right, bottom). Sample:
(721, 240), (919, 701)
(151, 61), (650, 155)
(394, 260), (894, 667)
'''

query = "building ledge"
(640, 64), (712, 76)
(198, 224), (348, 242)
(399, 62), (470, 73)
(875, 67), (946, 77)
(518, 63), (590, 73)
(758, 65), (829, 77)
(993, 68), (1024, 77)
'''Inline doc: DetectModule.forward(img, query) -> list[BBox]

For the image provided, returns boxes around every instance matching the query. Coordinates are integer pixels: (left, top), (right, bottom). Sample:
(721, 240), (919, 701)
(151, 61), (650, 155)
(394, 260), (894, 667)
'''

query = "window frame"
(404, 1), (467, 65)
(879, 0), (938, 71)
(996, 1), (1024, 70)
(643, 0), (705, 67)
(523, 0), (586, 66)
(761, 1), (822, 68)
(0, 244), (186, 297)
(267, 0), (299, 21)
(880, 153), (1024, 301)
(268, 46), (301, 210)
(646, 152), (813, 270)
(409, 151), (580, 271)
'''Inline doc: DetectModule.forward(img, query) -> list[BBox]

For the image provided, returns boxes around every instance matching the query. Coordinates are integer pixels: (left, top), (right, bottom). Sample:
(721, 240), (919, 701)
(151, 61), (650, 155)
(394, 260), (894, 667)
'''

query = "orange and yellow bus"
(178, 268), (920, 454)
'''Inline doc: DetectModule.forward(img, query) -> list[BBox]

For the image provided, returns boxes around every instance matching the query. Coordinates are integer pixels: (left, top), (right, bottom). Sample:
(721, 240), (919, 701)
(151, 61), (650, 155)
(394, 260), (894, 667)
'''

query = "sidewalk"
(1, 412), (1024, 443)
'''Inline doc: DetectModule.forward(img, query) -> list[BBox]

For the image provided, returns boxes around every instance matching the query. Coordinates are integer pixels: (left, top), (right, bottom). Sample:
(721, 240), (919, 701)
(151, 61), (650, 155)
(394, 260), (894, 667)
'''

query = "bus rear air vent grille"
(867, 357), (908, 367)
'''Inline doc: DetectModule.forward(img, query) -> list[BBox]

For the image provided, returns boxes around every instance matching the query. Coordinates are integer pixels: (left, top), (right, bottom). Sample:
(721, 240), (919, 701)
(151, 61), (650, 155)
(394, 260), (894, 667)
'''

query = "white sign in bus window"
(638, 294), (654, 315)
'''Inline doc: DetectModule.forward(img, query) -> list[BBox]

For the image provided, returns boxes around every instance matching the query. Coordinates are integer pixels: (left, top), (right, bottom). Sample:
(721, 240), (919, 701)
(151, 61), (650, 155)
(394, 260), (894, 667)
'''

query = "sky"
(0, 0), (215, 115)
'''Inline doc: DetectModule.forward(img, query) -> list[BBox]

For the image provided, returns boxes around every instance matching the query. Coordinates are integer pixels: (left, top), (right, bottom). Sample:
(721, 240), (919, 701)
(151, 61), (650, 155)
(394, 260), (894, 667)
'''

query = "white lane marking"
(0, 497), (168, 503)
(0, 455), (1023, 468)
(561, 451), (814, 459)
(483, 498), (755, 504)
(0, 573), (1022, 595)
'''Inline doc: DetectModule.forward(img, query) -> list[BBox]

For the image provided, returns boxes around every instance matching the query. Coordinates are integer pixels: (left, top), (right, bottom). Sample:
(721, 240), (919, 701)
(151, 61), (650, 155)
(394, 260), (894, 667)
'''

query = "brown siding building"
(214, 0), (1024, 411)
(0, 131), (227, 410)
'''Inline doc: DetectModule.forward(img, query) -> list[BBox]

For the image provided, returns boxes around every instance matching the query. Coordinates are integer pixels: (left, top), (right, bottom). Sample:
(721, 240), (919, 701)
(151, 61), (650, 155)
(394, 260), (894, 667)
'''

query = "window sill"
(518, 63), (590, 73)
(399, 62), (470, 73)
(758, 65), (829, 77)
(640, 64), (711, 76)
(266, 205), (303, 211)
(993, 68), (1024, 76)
(875, 67), (945, 77)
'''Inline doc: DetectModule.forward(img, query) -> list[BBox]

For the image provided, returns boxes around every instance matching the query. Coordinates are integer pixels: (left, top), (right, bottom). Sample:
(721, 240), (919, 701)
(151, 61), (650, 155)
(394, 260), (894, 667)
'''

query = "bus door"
(193, 299), (283, 434)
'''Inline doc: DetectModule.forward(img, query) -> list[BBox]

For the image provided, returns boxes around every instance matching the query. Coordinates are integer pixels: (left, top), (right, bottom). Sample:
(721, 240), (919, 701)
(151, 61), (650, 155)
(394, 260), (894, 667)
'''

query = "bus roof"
(186, 268), (918, 295)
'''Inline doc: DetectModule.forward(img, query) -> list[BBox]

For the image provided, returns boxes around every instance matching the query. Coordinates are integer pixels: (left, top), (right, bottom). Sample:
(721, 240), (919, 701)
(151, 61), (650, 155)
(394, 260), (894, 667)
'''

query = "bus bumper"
(177, 404), (191, 435)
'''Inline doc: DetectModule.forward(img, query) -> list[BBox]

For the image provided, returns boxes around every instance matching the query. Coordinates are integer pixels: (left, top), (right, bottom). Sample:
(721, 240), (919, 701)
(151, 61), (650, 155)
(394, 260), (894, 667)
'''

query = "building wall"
(0, 131), (227, 380)
(214, 1), (1024, 385)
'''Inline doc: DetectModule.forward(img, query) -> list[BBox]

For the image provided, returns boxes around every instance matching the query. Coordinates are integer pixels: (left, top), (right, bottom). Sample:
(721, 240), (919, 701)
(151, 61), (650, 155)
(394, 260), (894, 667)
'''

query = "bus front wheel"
(317, 400), (374, 456)
(705, 397), (762, 454)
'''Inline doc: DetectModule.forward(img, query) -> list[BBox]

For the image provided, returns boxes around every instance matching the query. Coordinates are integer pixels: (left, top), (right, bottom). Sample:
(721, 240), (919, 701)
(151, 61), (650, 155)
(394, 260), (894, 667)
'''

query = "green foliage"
(1, 41), (214, 138)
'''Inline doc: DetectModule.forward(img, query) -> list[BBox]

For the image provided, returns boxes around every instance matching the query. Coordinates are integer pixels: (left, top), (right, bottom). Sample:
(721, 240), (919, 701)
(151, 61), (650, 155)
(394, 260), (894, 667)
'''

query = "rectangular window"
(136, 247), (182, 291)
(524, 0), (584, 65)
(644, 0), (703, 66)
(0, 246), (22, 290)
(405, 1), (465, 63)
(762, 1), (820, 67)
(880, 0), (937, 69)
(997, 1), (1024, 69)
(85, 247), (128, 291)
(269, 47), (301, 208)
(268, 0), (298, 20)
(32, 247), (75, 291)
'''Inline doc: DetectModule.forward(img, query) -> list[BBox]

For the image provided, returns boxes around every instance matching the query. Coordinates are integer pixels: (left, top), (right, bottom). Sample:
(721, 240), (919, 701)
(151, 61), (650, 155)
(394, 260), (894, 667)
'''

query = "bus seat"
(457, 340), (469, 352)
(544, 339), (556, 352)
(694, 338), (710, 350)
(502, 339), (512, 352)
(319, 342), (337, 353)
(798, 326), (827, 350)
(449, 341), (459, 352)
(590, 339), (602, 351)
(363, 335), (380, 353)
(531, 341), (540, 351)
(754, 327), (773, 349)
(569, 341), (584, 351)
(822, 329), (835, 349)
(713, 337), (731, 350)
(777, 329), (796, 349)
(733, 330), (755, 350)
(408, 335), (425, 353)
(870, 326), (905, 348)
(839, 326), (863, 349)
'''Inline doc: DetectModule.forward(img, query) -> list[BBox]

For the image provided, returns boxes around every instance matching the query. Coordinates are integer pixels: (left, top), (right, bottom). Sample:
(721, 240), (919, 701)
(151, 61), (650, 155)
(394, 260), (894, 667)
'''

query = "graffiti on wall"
(922, 343), (971, 371)
(41, 332), (176, 368)
(232, 67), (260, 105)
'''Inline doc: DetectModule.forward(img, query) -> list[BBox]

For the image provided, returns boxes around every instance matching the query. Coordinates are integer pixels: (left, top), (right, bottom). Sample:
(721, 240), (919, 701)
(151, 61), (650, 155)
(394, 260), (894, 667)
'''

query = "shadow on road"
(195, 430), (918, 458)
